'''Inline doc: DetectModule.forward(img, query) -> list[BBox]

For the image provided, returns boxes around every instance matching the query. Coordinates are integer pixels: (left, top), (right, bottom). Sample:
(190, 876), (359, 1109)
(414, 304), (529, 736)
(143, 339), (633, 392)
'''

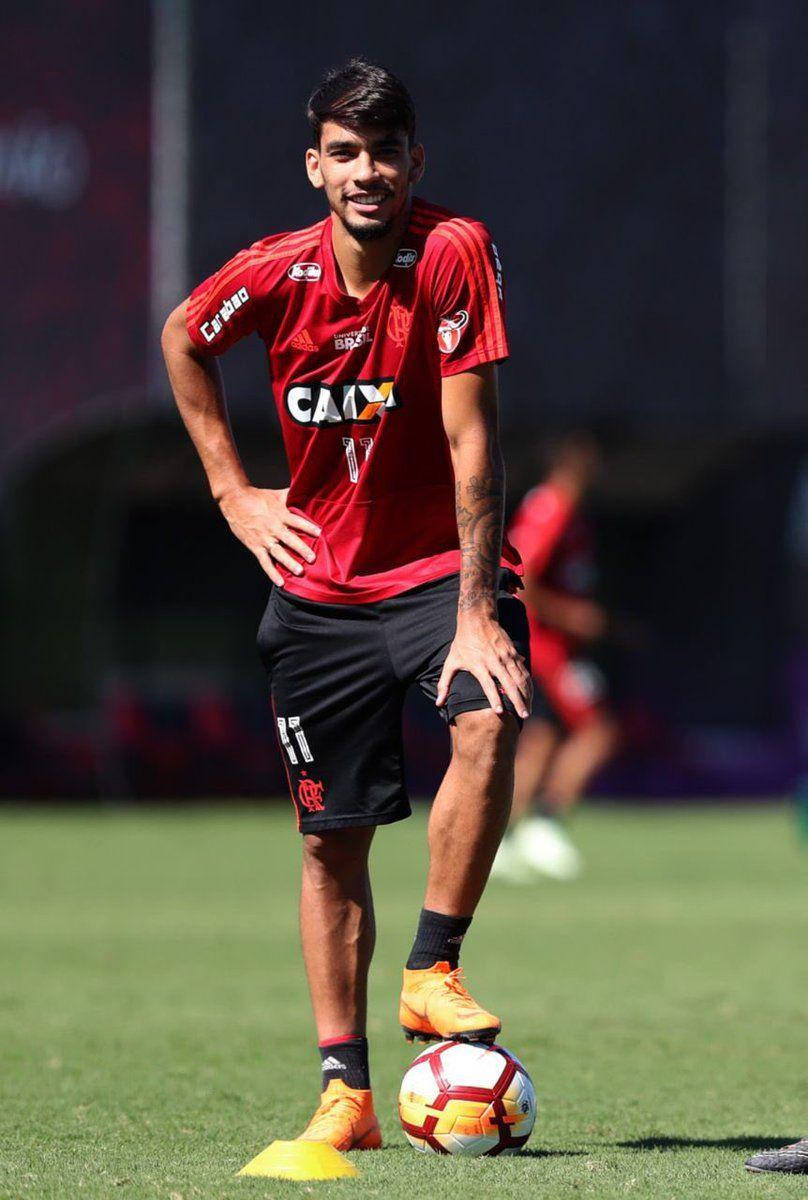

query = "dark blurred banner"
(1, 1), (149, 466)
(1, 2), (805, 800)
(191, 1), (808, 432)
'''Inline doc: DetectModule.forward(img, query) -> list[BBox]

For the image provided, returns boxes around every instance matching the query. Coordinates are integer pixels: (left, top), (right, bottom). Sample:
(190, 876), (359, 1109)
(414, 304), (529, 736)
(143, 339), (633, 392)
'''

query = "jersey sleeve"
(507, 484), (574, 577)
(185, 247), (262, 355)
(429, 222), (509, 377)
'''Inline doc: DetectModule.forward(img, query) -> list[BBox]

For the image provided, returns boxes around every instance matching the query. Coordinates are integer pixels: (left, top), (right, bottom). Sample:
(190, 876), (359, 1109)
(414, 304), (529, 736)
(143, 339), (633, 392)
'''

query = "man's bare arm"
(435, 364), (531, 719)
(161, 300), (320, 585)
(161, 300), (249, 499)
(443, 365), (506, 617)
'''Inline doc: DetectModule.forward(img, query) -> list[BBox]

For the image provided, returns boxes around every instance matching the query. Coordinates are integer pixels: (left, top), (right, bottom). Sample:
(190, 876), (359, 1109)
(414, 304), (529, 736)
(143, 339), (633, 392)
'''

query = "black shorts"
(257, 570), (531, 833)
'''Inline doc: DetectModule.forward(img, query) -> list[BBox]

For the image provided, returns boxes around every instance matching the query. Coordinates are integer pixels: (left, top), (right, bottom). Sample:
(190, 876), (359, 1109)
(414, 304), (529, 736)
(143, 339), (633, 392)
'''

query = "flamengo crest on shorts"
(297, 772), (326, 812)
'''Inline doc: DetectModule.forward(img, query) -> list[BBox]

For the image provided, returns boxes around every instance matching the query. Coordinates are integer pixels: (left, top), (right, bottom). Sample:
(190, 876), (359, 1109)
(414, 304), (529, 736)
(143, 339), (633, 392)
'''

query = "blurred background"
(2, 0), (806, 806)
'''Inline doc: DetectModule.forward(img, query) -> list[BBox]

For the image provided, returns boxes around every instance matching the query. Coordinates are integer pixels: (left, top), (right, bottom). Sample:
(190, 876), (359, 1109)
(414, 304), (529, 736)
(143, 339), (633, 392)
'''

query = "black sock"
(406, 907), (472, 970)
(319, 1036), (370, 1091)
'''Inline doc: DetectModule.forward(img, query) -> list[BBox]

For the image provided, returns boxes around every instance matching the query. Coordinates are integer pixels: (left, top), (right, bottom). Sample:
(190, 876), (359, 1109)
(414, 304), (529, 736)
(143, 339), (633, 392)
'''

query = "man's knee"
(451, 708), (519, 779)
(302, 827), (373, 883)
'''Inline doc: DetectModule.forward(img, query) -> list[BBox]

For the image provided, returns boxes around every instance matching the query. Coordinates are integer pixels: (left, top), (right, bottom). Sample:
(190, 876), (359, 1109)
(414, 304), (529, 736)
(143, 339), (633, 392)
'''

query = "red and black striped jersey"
(186, 196), (520, 603)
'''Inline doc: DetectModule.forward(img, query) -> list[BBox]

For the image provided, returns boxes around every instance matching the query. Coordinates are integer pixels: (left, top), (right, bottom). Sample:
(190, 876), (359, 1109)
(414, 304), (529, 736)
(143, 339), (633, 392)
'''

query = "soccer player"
(492, 434), (619, 881)
(161, 58), (531, 1152)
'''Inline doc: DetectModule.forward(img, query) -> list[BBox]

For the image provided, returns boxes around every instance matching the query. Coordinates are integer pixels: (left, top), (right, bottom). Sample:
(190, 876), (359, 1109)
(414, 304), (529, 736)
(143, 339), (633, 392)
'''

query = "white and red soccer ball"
(398, 1040), (537, 1156)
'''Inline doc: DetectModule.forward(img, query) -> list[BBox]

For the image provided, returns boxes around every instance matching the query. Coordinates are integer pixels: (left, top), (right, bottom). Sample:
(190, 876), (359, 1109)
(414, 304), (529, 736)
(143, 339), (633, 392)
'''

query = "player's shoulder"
(411, 197), (496, 265)
(242, 218), (328, 288)
(249, 217), (327, 262)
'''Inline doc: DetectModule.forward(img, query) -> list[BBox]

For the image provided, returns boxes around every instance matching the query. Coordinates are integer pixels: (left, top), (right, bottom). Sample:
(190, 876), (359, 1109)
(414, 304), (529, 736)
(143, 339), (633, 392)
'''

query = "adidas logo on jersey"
(285, 378), (400, 426)
(291, 328), (317, 351)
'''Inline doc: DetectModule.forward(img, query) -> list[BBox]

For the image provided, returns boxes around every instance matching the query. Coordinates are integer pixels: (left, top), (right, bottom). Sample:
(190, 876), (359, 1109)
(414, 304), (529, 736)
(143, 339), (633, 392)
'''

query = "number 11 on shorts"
(277, 716), (314, 764)
(342, 435), (374, 482)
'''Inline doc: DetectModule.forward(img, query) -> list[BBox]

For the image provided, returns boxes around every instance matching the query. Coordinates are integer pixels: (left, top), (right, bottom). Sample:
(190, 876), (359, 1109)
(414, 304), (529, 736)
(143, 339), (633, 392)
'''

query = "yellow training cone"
(237, 1139), (361, 1180)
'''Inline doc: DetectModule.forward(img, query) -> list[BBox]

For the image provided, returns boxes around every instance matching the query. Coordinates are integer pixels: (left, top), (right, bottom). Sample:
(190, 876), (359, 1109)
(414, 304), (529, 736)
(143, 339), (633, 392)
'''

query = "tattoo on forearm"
(455, 458), (505, 614)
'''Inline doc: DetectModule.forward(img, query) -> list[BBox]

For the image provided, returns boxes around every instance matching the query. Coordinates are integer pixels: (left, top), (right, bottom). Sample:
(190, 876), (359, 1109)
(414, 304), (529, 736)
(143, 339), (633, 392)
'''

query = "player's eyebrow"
(324, 139), (362, 154)
(324, 133), (406, 155)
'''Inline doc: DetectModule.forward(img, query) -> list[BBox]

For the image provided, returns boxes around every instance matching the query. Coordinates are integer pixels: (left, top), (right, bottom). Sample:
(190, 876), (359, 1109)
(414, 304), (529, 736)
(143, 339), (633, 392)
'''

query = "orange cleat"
(297, 1078), (382, 1152)
(399, 961), (501, 1043)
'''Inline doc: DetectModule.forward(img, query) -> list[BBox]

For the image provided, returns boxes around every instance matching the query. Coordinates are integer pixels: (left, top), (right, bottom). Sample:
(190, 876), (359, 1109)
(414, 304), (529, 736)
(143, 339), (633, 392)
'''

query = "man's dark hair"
(307, 57), (416, 145)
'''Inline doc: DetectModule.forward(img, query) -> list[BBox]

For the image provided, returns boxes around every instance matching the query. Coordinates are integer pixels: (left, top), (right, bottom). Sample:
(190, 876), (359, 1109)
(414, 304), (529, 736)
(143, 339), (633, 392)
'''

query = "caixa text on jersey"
(284, 378), (401, 426)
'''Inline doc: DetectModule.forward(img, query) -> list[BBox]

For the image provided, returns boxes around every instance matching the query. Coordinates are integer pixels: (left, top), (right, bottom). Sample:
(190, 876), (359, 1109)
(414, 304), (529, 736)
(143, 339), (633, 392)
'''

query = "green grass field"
(1, 804), (807, 1200)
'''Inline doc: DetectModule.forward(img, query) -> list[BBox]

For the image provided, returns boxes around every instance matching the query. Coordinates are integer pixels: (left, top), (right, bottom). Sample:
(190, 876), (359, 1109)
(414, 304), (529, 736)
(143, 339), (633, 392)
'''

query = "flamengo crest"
(387, 301), (412, 347)
(297, 772), (326, 812)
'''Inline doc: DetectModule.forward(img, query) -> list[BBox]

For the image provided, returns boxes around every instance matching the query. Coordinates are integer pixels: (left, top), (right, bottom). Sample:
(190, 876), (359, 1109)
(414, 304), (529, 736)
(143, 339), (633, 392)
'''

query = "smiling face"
(306, 122), (424, 242)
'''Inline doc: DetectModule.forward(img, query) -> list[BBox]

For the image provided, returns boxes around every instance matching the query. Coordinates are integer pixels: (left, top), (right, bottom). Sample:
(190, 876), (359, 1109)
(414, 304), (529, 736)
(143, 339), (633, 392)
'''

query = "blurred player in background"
(493, 433), (620, 881)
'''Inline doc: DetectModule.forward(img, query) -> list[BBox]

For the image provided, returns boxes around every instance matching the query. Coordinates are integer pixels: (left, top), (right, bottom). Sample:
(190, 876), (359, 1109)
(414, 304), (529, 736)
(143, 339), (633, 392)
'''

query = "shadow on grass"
(616, 1136), (804, 1153)
(515, 1149), (588, 1159)
(359, 1147), (587, 1159)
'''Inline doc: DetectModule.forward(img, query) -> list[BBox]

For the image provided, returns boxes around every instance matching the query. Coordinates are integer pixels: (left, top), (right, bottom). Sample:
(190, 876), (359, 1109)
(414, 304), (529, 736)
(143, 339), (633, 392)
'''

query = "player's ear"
(409, 142), (425, 185)
(305, 147), (324, 190)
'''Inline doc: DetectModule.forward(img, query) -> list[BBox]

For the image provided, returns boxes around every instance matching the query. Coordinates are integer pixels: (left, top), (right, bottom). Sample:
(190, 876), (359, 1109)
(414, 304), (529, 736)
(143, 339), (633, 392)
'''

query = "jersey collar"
(321, 213), (411, 311)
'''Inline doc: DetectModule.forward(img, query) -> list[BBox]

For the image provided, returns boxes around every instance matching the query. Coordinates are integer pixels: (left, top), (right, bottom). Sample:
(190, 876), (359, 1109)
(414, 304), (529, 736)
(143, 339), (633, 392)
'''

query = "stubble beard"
(334, 190), (408, 243)
(337, 209), (395, 242)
